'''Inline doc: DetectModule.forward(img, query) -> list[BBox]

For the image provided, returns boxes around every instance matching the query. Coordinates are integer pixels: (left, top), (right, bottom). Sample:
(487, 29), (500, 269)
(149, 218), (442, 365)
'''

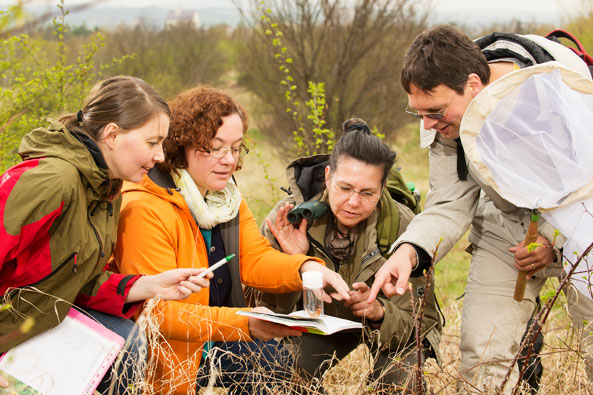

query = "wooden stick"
(514, 211), (540, 302)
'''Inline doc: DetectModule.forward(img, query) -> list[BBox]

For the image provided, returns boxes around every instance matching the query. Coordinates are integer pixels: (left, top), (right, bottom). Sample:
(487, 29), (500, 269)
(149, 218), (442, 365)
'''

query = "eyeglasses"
(405, 92), (457, 120)
(332, 183), (381, 203)
(196, 144), (249, 159)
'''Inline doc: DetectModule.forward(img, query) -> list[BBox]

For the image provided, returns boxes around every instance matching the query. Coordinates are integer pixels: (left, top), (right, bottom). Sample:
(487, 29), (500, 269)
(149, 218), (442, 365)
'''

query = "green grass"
(434, 234), (471, 302)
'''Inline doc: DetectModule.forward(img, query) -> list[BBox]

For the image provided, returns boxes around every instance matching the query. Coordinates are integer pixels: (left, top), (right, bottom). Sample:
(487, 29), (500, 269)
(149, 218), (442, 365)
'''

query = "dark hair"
(329, 118), (396, 186)
(59, 76), (170, 139)
(401, 25), (491, 94)
(159, 85), (248, 174)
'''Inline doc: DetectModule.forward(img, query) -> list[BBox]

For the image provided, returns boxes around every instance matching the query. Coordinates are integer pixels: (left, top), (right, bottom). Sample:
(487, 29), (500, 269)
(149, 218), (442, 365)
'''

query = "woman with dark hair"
(259, 118), (442, 392)
(0, 76), (212, 393)
(114, 85), (351, 395)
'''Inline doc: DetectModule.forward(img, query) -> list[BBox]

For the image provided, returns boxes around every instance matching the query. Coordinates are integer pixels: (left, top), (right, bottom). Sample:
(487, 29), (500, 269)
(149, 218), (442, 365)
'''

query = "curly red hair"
(158, 85), (248, 174)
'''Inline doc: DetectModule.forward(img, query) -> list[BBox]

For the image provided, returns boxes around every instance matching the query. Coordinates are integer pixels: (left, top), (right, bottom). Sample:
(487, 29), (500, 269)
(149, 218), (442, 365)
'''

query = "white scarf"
(172, 169), (241, 229)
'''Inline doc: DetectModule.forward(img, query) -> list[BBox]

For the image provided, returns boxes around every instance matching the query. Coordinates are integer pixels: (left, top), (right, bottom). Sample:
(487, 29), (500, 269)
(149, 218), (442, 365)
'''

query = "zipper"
(72, 252), (78, 273)
(87, 203), (105, 261)
(29, 251), (78, 286)
(361, 248), (381, 267)
(356, 248), (384, 280)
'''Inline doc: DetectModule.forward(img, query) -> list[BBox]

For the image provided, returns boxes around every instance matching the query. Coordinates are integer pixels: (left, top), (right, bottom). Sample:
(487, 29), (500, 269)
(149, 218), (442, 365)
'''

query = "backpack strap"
(476, 31), (593, 79)
(476, 32), (554, 66)
(376, 189), (400, 256)
(385, 164), (421, 214)
(376, 164), (421, 256)
(546, 29), (593, 77)
(546, 29), (593, 65)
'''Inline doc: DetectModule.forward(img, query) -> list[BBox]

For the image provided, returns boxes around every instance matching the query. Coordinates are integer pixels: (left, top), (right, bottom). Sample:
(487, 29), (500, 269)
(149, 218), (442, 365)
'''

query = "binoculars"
(287, 201), (330, 225)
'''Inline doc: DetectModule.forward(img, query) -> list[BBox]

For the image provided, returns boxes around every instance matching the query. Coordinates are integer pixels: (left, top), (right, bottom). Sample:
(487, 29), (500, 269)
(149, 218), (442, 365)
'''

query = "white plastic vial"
(302, 271), (324, 317)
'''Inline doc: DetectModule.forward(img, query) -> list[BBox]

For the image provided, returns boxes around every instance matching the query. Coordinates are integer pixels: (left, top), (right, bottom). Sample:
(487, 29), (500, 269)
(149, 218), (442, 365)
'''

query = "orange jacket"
(114, 170), (320, 394)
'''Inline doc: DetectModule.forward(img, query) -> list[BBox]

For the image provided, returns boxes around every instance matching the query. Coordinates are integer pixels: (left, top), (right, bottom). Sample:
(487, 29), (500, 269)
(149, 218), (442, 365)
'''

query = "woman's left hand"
(126, 268), (213, 302)
(345, 282), (384, 322)
(299, 261), (351, 302)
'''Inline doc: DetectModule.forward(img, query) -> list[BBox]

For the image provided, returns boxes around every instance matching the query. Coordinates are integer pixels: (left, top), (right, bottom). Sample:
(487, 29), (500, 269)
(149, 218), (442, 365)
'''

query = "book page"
(289, 310), (363, 334)
(237, 310), (323, 330)
(237, 310), (362, 335)
(0, 309), (124, 395)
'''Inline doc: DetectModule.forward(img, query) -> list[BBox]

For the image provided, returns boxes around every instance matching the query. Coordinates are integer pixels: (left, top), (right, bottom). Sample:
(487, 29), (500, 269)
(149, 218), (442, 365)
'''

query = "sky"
(431, 0), (583, 24)
(14, 0), (587, 28)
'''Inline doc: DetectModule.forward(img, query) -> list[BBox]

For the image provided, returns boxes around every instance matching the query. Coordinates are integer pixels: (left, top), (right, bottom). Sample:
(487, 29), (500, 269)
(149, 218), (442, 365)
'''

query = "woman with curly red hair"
(114, 85), (351, 394)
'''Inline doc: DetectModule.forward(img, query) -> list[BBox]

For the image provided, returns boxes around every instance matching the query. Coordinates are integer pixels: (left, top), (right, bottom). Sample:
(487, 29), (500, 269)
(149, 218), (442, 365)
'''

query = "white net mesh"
(476, 69), (593, 209)
(462, 64), (593, 299)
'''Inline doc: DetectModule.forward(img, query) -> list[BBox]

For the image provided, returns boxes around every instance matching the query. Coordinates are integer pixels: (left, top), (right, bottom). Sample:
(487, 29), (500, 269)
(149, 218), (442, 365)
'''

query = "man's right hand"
(247, 306), (303, 341)
(367, 243), (416, 304)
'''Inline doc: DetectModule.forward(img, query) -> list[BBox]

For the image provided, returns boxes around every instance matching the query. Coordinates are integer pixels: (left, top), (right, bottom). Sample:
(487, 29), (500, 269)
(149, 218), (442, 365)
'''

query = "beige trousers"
(458, 247), (593, 394)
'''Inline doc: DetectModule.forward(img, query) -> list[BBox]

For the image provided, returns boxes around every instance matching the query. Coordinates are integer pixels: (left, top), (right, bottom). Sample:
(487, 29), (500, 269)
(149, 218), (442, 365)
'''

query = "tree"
(237, 0), (429, 156)
(0, 2), (127, 171)
(96, 22), (235, 99)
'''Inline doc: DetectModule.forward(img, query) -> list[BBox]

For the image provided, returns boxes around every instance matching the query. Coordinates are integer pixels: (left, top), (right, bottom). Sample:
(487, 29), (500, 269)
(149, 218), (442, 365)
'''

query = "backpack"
(376, 158), (422, 256)
(475, 30), (593, 78)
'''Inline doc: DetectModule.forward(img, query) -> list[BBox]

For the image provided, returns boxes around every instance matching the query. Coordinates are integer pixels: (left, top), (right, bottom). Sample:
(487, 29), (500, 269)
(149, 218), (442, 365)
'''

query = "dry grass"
(104, 86), (592, 394)
(307, 297), (591, 395)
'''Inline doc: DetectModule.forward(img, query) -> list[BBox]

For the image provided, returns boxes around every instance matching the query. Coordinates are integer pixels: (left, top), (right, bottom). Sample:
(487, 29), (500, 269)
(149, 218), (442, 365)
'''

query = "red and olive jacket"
(0, 120), (141, 352)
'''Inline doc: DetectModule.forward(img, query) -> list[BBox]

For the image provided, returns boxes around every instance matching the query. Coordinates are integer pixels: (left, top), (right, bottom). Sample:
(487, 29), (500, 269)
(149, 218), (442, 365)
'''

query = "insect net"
(460, 62), (593, 299)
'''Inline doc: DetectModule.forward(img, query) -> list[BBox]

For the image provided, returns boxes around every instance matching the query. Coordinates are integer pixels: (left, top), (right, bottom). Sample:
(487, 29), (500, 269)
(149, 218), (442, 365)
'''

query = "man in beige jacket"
(369, 25), (593, 393)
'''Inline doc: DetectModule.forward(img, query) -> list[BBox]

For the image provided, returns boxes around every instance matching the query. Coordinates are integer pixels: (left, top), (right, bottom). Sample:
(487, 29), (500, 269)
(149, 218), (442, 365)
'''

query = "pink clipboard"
(0, 307), (125, 395)
(68, 308), (126, 395)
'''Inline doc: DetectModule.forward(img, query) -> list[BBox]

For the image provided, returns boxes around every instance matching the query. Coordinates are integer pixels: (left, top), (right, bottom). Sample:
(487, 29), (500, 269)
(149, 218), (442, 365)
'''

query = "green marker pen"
(196, 253), (235, 278)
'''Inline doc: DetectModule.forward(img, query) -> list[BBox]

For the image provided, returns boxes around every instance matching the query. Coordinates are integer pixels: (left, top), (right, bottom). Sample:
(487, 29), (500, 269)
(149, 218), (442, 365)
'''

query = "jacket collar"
(284, 154), (330, 203)
(148, 166), (177, 189)
(18, 119), (111, 198)
(122, 166), (188, 210)
(70, 130), (108, 170)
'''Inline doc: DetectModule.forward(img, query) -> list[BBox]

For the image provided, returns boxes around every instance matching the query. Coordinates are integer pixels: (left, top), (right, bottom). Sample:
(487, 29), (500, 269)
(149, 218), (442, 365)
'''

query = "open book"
(237, 310), (362, 335)
(0, 308), (124, 395)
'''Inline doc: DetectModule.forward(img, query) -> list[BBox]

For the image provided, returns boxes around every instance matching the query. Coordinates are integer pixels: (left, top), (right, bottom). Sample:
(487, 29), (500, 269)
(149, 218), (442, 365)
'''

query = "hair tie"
(76, 110), (84, 124)
(346, 124), (371, 135)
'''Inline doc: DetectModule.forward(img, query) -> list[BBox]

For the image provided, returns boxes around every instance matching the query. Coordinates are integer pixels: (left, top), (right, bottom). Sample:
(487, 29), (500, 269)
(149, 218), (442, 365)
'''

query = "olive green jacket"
(259, 155), (442, 358)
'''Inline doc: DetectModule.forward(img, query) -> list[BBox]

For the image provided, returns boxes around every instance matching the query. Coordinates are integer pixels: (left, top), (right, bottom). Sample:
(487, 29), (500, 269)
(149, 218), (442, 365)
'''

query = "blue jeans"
(196, 339), (293, 394)
(82, 309), (146, 395)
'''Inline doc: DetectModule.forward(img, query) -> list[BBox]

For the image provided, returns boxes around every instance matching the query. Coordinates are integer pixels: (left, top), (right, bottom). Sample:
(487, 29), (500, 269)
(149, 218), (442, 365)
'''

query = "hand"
(0, 373), (9, 388)
(126, 268), (213, 302)
(299, 261), (351, 302)
(509, 234), (556, 278)
(367, 243), (416, 304)
(248, 306), (302, 340)
(345, 282), (384, 322)
(266, 203), (309, 255)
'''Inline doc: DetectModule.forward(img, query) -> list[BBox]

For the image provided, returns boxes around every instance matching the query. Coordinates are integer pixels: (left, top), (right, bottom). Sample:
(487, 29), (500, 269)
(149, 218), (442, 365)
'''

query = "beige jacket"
(396, 132), (564, 278)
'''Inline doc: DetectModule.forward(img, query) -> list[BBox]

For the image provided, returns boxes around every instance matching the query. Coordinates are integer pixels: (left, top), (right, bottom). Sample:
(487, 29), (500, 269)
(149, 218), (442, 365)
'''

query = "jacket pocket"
(30, 251), (79, 287)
